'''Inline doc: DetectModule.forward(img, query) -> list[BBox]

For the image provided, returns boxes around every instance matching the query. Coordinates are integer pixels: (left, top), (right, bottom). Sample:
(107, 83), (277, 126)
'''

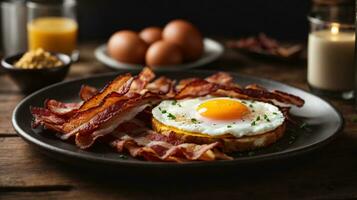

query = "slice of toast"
(152, 118), (286, 152)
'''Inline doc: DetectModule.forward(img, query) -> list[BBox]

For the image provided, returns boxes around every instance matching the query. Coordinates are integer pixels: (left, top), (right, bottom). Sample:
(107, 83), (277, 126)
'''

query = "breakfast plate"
(12, 70), (343, 173)
(94, 38), (224, 70)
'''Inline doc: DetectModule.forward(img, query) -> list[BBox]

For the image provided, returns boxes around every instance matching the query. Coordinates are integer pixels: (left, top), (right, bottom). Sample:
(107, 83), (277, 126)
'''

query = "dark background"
(77, 0), (311, 42)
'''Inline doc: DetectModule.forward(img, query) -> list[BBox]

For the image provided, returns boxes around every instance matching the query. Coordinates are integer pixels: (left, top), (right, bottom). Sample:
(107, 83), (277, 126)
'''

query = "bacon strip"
(79, 85), (98, 101)
(175, 80), (219, 99)
(130, 67), (155, 93)
(78, 73), (133, 112)
(205, 72), (234, 85)
(60, 77), (135, 135)
(45, 99), (82, 117)
(175, 79), (304, 107)
(74, 93), (160, 148)
(146, 76), (174, 95)
(31, 107), (65, 132)
(111, 131), (232, 162)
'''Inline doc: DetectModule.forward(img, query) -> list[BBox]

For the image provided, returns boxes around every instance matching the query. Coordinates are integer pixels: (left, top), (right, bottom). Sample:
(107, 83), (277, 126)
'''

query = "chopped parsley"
(249, 104), (254, 108)
(227, 125), (232, 128)
(273, 112), (278, 115)
(158, 107), (167, 114)
(167, 113), (176, 120)
(256, 116), (260, 121)
(191, 118), (199, 123)
(171, 100), (182, 107)
(251, 121), (256, 126)
(264, 114), (270, 122)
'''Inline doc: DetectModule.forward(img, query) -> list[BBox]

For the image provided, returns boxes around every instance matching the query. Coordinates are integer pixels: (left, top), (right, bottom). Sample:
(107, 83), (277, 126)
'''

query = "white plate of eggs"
(95, 20), (224, 71)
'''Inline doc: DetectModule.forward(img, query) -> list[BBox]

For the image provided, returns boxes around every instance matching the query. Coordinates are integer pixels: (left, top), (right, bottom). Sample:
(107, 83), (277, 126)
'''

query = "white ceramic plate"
(94, 38), (224, 71)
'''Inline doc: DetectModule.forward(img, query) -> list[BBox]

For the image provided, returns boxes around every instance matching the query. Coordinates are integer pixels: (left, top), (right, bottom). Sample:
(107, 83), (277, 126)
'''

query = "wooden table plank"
(1, 133), (357, 200)
(0, 94), (23, 136)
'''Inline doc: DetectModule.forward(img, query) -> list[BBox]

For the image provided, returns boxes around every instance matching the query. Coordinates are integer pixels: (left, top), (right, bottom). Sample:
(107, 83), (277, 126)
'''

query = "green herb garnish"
(251, 121), (256, 126)
(167, 113), (176, 120)
(159, 107), (166, 113)
(256, 116), (260, 121)
(227, 125), (232, 128)
(191, 118), (199, 123)
(264, 114), (270, 122)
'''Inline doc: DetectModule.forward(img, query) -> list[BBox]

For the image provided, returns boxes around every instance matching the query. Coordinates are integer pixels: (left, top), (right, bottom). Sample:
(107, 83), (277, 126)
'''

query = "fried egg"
(151, 96), (285, 138)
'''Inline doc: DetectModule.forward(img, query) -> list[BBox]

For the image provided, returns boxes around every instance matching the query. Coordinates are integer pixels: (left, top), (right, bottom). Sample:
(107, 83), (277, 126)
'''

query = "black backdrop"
(77, 0), (311, 42)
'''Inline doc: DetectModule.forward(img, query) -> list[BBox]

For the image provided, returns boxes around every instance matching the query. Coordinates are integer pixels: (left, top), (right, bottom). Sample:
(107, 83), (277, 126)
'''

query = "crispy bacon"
(175, 78), (200, 91)
(175, 80), (219, 99)
(130, 67), (155, 93)
(205, 72), (233, 85)
(74, 93), (160, 149)
(245, 84), (267, 91)
(271, 90), (304, 107)
(111, 131), (232, 162)
(31, 107), (65, 133)
(79, 73), (133, 112)
(174, 79), (304, 107)
(45, 99), (82, 117)
(146, 76), (174, 95)
(79, 85), (98, 101)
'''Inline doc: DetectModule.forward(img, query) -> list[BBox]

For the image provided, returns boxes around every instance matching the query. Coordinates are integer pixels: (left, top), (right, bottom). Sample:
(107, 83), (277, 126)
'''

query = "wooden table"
(1, 42), (357, 200)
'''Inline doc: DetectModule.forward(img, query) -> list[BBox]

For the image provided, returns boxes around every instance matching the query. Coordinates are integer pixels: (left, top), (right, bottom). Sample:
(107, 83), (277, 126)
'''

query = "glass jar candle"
(308, 16), (355, 98)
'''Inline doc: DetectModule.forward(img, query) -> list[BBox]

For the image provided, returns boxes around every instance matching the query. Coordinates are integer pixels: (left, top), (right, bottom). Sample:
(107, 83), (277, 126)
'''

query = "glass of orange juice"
(27, 0), (77, 56)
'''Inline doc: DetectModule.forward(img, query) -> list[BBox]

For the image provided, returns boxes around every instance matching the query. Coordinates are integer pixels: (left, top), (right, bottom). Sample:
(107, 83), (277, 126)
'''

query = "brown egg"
(146, 40), (183, 67)
(162, 19), (204, 61)
(107, 30), (148, 64)
(139, 27), (162, 45)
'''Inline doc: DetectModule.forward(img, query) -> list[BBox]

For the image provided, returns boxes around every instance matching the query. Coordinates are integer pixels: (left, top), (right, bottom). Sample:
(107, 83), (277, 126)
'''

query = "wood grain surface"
(1, 42), (356, 200)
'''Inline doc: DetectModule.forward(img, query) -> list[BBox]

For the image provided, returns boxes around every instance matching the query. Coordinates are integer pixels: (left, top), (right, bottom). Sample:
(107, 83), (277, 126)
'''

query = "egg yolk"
(196, 99), (250, 120)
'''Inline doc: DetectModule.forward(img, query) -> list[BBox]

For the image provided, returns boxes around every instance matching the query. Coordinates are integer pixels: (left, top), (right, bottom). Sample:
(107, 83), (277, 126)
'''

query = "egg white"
(151, 96), (285, 138)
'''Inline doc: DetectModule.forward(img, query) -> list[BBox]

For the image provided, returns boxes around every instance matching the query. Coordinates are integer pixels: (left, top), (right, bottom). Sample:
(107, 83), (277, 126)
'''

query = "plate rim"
(12, 69), (344, 168)
(94, 38), (224, 71)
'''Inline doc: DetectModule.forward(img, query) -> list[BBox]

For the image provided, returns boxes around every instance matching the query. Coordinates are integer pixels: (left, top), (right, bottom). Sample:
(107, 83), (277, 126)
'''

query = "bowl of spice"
(1, 48), (71, 93)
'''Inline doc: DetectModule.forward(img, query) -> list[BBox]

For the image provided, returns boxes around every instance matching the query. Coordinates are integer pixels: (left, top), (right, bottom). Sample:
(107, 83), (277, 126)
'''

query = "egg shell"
(145, 40), (183, 67)
(139, 27), (162, 45)
(107, 30), (148, 64)
(162, 19), (204, 61)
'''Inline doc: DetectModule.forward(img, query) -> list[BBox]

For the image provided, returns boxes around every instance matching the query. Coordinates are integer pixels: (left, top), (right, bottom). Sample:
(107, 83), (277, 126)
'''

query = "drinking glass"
(27, 0), (77, 55)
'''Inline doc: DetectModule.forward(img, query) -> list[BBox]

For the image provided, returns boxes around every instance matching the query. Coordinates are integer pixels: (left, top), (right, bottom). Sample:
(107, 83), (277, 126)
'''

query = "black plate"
(12, 70), (343, 173)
